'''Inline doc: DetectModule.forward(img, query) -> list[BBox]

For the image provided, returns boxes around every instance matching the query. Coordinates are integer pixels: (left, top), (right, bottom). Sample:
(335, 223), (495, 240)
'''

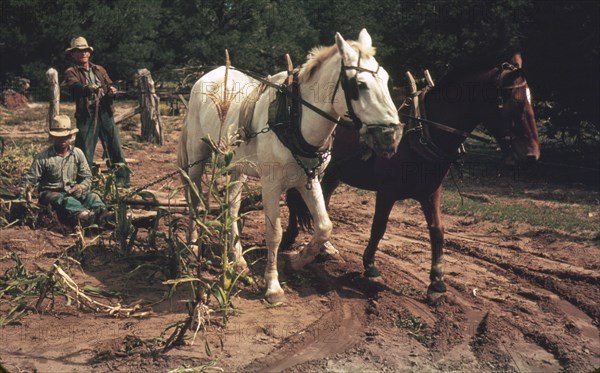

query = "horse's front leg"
(262, 182), (285, 304)
(318, 172), (341, 258)
(228, 171), (248, 273)
(289, 179), (333, 270)
(362, 188), (396, 278)
(419, 187), (446, 299)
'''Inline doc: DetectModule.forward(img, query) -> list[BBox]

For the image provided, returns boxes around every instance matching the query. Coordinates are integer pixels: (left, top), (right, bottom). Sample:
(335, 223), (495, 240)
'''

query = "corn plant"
(162, 55), (251, 350)
(0, 252), (65, 326)
(93, 165), (136, 255)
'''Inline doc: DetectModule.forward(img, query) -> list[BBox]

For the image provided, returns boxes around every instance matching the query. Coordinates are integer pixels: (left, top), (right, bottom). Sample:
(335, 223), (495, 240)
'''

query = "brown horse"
(283, 53), (540, 299)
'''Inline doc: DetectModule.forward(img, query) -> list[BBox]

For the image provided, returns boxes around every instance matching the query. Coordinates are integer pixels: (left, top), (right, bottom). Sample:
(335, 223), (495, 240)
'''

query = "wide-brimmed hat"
(48, 115), (79, 137)
(65, 36), (93, 53)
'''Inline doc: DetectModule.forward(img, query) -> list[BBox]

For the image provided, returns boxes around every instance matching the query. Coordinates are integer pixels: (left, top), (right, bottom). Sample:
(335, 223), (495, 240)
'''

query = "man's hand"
(69, 184), (86, 199)
(107, 86), (118, 96)
(84, 84), (100, 96)
(19, 186), (33, 203)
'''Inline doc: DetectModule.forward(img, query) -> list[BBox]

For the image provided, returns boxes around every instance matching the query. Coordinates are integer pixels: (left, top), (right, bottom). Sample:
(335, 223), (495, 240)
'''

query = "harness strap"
(341, 66), (363, 130)
(400, 113), (492, 144)
(265, 73), (332, 185)
(502, 80), (528, 89)
(230, 66), (343, 125)
(402, 73), (492, 163)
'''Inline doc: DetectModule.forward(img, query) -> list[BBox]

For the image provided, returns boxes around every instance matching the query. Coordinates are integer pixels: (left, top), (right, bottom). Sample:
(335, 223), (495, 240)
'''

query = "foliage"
(154, 0), (318, 76)
(2, 0), (596, 143)
(0, 252), (56, 326)
(523, 1), (599, 136)
(2, 1), (597, 133)
(0, 0), (161, 88)
(158, 64), (254, 352)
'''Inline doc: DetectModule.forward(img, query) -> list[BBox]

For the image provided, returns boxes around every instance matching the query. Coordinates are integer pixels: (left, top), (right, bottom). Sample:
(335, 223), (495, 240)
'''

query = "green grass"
(442, 189), (599, 239)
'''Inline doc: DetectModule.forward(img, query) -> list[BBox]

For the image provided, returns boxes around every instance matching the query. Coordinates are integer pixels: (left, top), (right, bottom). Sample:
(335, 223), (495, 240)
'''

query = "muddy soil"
(1, 105), (598, 372)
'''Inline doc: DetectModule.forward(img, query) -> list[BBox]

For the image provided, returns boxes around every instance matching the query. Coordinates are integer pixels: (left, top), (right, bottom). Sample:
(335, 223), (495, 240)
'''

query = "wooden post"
(177, 94), (188, 109)
(406, 71), (420, 118)
(137, 68), (163, 144)
(46, 68), (59, 127)
(114, 106), (141, 124)
(137, 68), (163, 145)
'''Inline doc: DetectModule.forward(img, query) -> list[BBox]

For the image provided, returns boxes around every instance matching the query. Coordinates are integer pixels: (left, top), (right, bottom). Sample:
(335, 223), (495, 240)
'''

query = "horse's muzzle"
(360, 123), (403, 158)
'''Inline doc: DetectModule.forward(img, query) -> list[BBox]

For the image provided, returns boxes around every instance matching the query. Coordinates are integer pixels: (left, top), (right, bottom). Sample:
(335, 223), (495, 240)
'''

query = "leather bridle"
(331, 51), (398, 131)
(496, 62), (528, 108)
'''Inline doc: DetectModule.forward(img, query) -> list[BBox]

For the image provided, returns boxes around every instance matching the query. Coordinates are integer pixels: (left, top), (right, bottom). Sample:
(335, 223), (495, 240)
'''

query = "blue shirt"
(21, 145), (92, 194)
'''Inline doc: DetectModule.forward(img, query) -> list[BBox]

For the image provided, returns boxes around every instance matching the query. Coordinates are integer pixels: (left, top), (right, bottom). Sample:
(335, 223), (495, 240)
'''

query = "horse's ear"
(358, 29), (372, 49)
(511, 52), (523, 68)
(335, 32), (358, 65)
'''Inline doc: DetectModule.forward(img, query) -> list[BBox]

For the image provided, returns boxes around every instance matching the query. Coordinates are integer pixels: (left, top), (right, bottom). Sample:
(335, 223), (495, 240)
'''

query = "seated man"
(20, 115), (109, 226)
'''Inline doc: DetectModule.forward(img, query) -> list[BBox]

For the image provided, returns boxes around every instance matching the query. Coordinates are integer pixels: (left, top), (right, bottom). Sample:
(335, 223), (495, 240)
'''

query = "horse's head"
(485, 53), (540, 165)
(334, 29), (403, 159)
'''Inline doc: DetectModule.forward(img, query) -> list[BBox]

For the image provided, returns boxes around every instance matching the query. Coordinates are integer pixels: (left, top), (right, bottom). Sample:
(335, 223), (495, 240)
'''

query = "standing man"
(63, 36), (130, 187)
(20, 115), (107, 226)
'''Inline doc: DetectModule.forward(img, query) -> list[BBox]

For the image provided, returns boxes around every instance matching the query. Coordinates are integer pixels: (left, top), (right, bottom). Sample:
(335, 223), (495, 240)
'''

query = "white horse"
(178, 29), (402, 303)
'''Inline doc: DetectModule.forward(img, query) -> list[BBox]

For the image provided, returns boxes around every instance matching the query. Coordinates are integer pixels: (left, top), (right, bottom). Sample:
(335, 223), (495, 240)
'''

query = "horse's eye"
(357, 81), (368, 90)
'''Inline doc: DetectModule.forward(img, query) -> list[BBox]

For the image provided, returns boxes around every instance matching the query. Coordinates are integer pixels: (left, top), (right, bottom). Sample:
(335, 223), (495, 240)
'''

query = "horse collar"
(404, 89), (463, 163)
(267, 72), (331, 182)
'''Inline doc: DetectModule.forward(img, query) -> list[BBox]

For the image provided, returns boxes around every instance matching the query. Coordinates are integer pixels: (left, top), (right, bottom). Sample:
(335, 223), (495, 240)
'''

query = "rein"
(331, 51), (383, 130)
(126, 60), (391, 195)
(402, 61), (527, 162)
(199, 60), (393, 132)
(229, 66), (343, 126)
(232, 59), (390, 183)
(400, 113), (492, 144)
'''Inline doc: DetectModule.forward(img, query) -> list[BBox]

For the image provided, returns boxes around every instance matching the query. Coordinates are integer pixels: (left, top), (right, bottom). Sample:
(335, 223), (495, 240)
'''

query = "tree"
(0, 0), (161, 91)
(523, 1), (599, 137)
(155, 0), (317, 76)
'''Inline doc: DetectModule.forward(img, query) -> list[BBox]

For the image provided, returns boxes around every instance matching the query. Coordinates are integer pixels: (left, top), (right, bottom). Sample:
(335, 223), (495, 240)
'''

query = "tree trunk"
(137, 68), (163, 144)
(46, 68), (59, 127)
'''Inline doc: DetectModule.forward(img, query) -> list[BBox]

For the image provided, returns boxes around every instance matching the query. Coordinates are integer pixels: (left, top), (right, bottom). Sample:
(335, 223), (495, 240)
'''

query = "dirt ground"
(1, 105), (599, 372)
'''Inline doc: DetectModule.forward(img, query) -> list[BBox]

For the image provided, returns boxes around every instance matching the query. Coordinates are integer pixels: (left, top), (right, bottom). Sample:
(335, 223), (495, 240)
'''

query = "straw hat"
(65, 36), (94, 53)
(48, 115), (79, 137)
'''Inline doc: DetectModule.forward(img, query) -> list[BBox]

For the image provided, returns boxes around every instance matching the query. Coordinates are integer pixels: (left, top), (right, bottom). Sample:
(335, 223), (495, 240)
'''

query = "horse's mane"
(438, 50), (520, 85)
(436, 63), (501, 87)
(297, 41), (376, 84)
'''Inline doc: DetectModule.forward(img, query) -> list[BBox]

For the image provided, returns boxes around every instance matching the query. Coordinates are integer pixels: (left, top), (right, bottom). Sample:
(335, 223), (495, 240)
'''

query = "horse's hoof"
(315, 242), (341, 262)
(315, 252), (336, 263)
(427, 281), (447, 303)
(364, 265), (381, 278)
(427, 291), (446, 304)
(288, 253), (307, 271)
(322, 241), (339, 256)
(265, 289), (286, 305)
(285, 246), (318, 271)
(428, 281), (447, 293)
